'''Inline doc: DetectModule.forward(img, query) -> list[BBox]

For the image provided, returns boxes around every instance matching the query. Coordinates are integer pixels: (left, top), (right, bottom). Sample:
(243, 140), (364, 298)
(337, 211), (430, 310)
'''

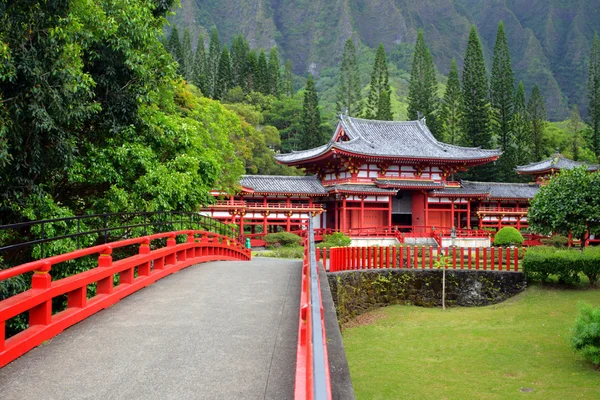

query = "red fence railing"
(295, 220), (332, 400)
(0, 230), (250, 368)
(328, 246), (522, 272)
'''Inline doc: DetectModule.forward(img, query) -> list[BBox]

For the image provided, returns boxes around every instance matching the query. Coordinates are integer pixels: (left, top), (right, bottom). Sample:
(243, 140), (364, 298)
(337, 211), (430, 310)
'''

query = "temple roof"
(276, 115), (501, 164)
(461, 181), (540, 200)
(375, 179), (445, 190)
(516, 152), (600, 174)
(327, 184), (397, 195)
(240, 175), (327, 195)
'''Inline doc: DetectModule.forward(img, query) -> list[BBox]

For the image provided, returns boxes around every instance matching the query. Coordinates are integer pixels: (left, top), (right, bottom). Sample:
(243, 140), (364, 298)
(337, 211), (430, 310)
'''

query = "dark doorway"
(392, 214), (412, 226)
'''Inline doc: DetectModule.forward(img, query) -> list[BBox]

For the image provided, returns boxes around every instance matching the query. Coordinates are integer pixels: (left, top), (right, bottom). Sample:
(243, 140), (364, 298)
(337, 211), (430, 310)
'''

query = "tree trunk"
(442, 268), (446, 310)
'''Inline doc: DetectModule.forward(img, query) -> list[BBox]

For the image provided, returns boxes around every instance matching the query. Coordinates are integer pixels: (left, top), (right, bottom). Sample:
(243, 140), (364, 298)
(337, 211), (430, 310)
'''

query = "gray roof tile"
(327, 184), (397, 194)
(461, 181), (540, 199)
(516, 152), (599, 173)
(240, 175), (327, 195)
(376, 179), (445, 189)
(276, 115), (501, 163)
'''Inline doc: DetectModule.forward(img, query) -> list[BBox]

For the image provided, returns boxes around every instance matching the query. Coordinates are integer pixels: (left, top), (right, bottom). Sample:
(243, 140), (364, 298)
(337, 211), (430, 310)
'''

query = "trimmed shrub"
(580, 247), (600, 286)
(316, 232), (352, 248)
(540, 235), (569, 248)
(494, 227), (524, 247)
(263, 232), (302, 248)
(571, 303), (600, 367)
(523, 246), (600, 286)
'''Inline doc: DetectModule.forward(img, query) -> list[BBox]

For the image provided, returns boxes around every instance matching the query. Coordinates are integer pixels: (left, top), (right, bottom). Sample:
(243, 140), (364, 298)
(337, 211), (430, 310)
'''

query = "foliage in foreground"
(259, 246), (304, 259)
(316, 232), (352, 248)
(523, 246), (600, 286)
(493, 227), (524, 247)
(571, 303), (600, 367)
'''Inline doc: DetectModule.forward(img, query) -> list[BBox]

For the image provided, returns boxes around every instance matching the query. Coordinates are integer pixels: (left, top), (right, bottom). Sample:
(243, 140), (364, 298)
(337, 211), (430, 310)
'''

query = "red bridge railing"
(0, 230), (250, 368)
(328, 246), (522, 272)
(295, 219), (332, 400)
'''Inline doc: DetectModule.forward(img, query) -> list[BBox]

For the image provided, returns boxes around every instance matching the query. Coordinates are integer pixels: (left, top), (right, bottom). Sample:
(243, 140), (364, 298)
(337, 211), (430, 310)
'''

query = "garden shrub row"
(523, 246), (600, 285)
(263, 232), (302, 247)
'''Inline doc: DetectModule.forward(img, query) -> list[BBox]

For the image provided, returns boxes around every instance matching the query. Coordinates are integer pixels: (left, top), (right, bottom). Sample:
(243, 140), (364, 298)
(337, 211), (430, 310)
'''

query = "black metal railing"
(0, 212), (241, 269)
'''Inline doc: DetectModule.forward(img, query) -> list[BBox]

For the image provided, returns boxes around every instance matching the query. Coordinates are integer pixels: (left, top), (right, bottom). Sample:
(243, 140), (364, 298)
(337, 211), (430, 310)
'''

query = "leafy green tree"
(245, 50), (259, 92)
(181, 28), (194, 81)
(301, 75), (327, 149)
(588, 32), (600, 157)
(268, 47), (281, 97)
(207, 27), (221, 98)
(512, 82), (532, 170)
(265, 94), (304, 151)
(231, 35), (249, 89)
(215, 47), (233, 100)
(527, 85), (547, 161)
(257, 49), (270, 95)
(281, 60), (294, 97)
(168, 26), (184, 74)
(529, 167), (600, 246)
(490, 21), (515, 181)
(407, 29), (439, 137)
(462, 25), (491, 149)
(364, 44), (392, 120)
(439, 59), (464, 145)
(336, 38), (362, 116)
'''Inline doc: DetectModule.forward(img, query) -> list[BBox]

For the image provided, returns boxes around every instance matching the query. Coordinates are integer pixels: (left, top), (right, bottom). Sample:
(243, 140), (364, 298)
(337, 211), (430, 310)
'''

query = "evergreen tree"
(168, 26), (184, 75)
(192, 34), (208, 95)
(490, 21), (515, 181)
(336, 38), (362, 116)
(461, 26), (492, 148)
(231, 35), (249, 90)
(587, 32), (600, 157)
(206, 27), (221, 98)
(281, 60), (294, 97)
(181, 28), (194, 81)
(439, 59), (464, 145)
(364, 44), (392, 120)
(301, 75), (325, 149)
(257, 49), (270, 95)
(245, 50), (259, 92)
(512, 82), (532, 171)
(569, 105), (585, 161)
(215, 47), (233, 100)
(527, 85), (546, 161)
(407, 29), (439, 137)
(268, 47), (281, 97)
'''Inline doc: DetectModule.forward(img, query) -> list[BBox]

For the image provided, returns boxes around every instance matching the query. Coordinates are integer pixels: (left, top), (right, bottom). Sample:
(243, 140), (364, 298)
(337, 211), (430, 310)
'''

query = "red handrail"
(0, 230), (250, 368)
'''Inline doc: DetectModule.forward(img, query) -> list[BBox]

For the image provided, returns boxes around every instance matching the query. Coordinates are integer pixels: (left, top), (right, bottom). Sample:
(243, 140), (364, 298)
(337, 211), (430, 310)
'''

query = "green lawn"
(342, 285), (600, 399)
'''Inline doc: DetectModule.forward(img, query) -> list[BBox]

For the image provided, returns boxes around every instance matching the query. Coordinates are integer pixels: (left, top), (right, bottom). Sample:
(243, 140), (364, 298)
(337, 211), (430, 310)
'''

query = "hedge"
(316, 232), (352, 248)
(494, 227), (524, 247)
(523, 246), (600, 285)
(263, 232), (302, 247)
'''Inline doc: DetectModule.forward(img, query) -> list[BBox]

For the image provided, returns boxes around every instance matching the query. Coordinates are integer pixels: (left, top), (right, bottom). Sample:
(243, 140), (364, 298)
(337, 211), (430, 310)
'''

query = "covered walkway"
(0, 258), (301, 400)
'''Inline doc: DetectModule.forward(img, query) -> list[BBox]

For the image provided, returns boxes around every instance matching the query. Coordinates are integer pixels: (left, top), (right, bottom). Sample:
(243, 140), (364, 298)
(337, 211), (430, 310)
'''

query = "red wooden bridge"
(0, 214), (334, 400)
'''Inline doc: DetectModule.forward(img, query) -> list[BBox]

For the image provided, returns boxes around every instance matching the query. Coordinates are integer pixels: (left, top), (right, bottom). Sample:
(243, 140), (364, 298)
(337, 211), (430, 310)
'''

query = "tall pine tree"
(527, 85), (546, 161)
(215, 47), (233, 100)
(206, 27), (221, 98)
(512, 82), (532, 172)
(168, 26), (184, 75)
(268, 47), (281, 97)
(439, 59), (463, 145)
(336, 38), (362, 116)
(301, 75), (325, 149)
(181, 28), (194, 81)
(587, 31), (600, 157)
(257, 49), (270, 95)
(364, 44), (392, 120)
(461, 26), (492, 180)
(230, 35), (249, 90)
(281, 60), (294, 97)
(192, 34), (208, 95)
(490, 21), (515, 181)
(245, 50), (259, 92)
(407, 29), (439, 137)
(569, 105), (585, 161)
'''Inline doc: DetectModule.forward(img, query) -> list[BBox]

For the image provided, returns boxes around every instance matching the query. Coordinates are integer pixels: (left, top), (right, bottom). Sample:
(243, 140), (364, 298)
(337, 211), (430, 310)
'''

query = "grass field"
(342, 285), (600, 399)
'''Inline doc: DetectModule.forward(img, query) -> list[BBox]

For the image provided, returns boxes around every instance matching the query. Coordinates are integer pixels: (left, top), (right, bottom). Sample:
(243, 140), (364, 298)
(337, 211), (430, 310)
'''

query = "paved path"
(0, 258), (301, 400)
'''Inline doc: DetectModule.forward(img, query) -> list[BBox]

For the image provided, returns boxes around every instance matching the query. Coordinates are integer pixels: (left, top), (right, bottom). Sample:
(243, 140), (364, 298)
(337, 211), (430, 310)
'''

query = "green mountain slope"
(170, 0), (600, 120)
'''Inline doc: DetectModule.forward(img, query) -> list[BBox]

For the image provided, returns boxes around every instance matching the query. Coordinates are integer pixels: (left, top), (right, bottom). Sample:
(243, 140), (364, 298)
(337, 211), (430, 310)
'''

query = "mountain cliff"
(169, 0), (600, 120)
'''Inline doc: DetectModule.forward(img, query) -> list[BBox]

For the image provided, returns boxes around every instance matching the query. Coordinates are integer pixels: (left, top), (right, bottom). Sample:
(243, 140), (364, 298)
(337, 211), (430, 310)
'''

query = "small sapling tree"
(434, 254), (451, 310)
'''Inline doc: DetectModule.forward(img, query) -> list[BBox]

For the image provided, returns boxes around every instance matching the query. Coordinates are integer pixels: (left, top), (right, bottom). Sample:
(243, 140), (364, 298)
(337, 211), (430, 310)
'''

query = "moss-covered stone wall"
(327, 269), (526, 324)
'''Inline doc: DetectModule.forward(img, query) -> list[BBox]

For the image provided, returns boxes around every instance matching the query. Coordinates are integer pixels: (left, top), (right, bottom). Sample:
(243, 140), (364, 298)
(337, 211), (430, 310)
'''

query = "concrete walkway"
(0, 258), (301, 400)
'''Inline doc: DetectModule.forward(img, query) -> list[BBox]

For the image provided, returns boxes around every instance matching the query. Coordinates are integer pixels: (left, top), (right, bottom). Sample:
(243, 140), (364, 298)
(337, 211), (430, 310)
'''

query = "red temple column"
(424, 194), (429, 228)
(341, 197), (347, 232)
(466, 199), (471, 229)
(334, 201), (339, 231)
(263, 196), (268, 234)
(286, 196), (291, 232)
(388, 197), (392, 227)
(360, 196), (365, 229)
(451, 198), (455, 228)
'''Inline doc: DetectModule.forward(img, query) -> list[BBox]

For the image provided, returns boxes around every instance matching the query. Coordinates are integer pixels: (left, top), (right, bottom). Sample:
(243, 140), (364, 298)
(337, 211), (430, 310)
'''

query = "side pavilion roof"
(461, 181), (540, 200)
(240, 175), (327, 196)
(516, 152), (600, 174)
(276, 115), (501, 165)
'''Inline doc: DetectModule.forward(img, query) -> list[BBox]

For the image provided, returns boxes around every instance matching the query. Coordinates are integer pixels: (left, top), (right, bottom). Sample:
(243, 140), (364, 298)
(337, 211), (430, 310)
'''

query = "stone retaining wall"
(327, 269), (526, 324)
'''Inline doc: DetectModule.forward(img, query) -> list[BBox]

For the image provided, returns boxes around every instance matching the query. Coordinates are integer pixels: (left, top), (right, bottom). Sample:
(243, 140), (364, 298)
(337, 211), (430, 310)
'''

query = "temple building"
(203, 115), (595, 245)
(516, 150), (599, 183)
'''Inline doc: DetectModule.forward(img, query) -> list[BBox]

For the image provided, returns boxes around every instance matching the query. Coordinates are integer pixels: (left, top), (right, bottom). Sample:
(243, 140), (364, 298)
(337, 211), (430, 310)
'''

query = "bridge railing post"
(29, 262), (52, 326)
(97, 246), (114, 295)
(138, 238), (151, 276)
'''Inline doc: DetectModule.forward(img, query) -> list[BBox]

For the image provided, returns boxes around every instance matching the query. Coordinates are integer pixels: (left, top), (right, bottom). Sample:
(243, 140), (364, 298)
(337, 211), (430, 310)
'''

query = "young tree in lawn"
(407, 29), (439, 137)
(527, 85), (546, 161)
(364, 43), (393, 120)
(439, 58), (464, 144)
(336, 38), (362, 116)
(528, 167), (600, 247)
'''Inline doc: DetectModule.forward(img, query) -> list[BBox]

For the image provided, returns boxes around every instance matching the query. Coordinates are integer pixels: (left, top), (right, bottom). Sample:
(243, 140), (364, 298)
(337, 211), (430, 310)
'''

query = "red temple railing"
(477, 207), (528, 214)
(0, 230), (250, 368)
(328, 245), (522, 273)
